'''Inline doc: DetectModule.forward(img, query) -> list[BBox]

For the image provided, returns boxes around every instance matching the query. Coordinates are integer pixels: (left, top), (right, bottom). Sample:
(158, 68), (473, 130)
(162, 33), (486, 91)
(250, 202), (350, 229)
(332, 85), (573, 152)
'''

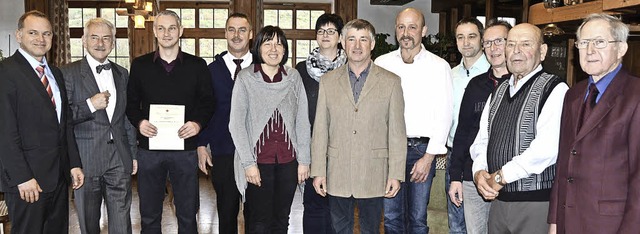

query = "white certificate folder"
(148, 104), (185, 150)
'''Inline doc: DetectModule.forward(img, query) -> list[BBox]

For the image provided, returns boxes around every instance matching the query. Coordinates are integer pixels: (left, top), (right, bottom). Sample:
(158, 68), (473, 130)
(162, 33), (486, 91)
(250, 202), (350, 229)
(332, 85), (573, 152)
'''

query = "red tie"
(36, 65), (56, 108)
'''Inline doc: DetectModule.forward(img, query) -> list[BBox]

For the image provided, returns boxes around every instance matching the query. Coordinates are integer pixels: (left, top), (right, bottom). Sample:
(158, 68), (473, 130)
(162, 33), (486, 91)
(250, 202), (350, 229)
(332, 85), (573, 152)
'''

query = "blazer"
(61, 58), (137, 176)
(549, 69), (640, 233)
(0, 50), (82, 193)
(310, 63), (407, 199)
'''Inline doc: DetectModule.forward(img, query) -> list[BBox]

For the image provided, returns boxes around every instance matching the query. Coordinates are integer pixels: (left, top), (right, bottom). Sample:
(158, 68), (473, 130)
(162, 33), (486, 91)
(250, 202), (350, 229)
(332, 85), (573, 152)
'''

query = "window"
(68, 2), (131, 69)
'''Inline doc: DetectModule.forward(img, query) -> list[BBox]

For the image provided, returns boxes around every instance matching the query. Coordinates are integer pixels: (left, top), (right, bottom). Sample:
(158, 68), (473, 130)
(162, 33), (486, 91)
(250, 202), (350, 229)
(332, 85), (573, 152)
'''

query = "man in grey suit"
(62, 18), (137, 234)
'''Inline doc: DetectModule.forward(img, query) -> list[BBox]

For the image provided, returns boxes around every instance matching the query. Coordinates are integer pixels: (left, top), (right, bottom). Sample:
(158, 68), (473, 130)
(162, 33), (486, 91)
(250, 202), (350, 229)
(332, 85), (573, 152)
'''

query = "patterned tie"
(578, 83), (599, 131)
(36, 65), (56, 108)
(233, 59), (243, 80)
(96, 63), (112, 74)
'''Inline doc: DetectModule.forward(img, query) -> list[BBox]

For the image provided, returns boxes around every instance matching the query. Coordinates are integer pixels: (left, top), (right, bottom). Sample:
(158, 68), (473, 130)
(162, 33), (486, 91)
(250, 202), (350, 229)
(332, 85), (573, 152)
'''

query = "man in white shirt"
(471, 23), (568, 234)
(375, 8), (453, 233)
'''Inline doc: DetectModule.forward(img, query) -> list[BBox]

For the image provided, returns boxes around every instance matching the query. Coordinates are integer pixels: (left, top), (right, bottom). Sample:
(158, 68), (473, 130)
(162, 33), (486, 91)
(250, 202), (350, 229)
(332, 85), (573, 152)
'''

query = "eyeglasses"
(482, 38), (506, 48)
(317, 28), (338, 35)
(575, 39), (620, 49)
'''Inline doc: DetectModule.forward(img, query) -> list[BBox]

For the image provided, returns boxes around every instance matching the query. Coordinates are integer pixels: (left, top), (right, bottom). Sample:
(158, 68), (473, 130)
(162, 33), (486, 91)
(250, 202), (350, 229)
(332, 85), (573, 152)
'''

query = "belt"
(107, 139), (114, 144)
(407, 137), (430, 147)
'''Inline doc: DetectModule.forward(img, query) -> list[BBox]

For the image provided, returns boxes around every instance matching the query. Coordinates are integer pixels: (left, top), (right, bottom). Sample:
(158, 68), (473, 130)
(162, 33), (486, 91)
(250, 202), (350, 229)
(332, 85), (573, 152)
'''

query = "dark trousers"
(5, 176), (69, 234)
(303, 178), (335, 234)
(328, 195), (383, 234)
(245, 160), (298, 234)
(137, 149), (199, 234)
(210, 154), (241, 234)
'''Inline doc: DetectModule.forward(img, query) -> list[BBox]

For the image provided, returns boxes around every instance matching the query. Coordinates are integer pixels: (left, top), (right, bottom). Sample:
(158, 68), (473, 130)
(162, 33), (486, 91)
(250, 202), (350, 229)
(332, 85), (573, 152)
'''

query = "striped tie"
(36, 65), (56, 108)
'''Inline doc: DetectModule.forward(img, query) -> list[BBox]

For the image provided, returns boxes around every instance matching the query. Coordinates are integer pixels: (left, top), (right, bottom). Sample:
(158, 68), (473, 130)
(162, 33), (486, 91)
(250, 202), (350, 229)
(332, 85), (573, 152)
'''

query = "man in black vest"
(470, 23), (568, 234)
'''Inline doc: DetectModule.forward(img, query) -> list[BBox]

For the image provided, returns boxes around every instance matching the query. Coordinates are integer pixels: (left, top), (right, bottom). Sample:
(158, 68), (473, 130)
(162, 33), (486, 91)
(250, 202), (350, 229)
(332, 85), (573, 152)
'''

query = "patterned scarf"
(305, 47), (347, 82)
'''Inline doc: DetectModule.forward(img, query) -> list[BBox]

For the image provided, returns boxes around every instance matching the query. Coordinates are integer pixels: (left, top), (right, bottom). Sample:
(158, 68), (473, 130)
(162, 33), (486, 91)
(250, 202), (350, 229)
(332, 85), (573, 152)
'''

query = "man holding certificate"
(126, 10), (214, 233)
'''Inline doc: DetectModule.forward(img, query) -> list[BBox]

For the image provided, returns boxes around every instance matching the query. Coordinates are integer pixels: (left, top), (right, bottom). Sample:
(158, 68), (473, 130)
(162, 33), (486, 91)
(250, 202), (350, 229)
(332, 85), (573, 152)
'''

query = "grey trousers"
(488, 200), (549, 234)
(463, 181), (491, 234)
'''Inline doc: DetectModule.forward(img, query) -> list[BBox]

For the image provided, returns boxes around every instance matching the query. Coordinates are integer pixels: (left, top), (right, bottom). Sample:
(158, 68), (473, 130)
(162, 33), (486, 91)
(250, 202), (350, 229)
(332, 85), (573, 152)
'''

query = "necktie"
(233, 59), (243, 80)
(96, 63), (112, 74)
(36, 65), (56, 108)
(578, 83), (599, 131)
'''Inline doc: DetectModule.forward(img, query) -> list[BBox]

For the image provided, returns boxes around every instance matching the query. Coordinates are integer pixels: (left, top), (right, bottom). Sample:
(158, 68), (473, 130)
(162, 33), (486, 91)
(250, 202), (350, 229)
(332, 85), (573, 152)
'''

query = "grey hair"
(577, 13), (628, 42)
(153, 10), (181, 28)
(83, 18), (116, 39)
(341, 19), (376, 42)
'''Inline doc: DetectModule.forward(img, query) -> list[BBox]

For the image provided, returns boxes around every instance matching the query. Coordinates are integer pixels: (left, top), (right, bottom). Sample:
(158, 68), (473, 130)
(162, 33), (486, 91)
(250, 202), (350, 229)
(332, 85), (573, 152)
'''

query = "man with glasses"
(61, 17), (137, 234)
(549, 13), (640, 234)
(471, 23), (568, 233)
(448, 19), (511, 234)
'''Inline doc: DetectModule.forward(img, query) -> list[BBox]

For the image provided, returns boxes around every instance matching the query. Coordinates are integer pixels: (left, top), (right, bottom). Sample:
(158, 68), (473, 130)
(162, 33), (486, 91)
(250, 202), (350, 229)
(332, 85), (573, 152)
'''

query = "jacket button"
(355, 108), (358, 112)
(571, 150), (577, 155)
(567, 177), (574, 183)
(353, 130), (357, 134)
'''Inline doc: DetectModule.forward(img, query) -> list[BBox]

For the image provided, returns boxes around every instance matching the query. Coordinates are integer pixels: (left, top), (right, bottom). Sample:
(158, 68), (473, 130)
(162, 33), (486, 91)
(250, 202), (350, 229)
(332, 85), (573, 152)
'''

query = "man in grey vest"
(470, 23), (568, 233)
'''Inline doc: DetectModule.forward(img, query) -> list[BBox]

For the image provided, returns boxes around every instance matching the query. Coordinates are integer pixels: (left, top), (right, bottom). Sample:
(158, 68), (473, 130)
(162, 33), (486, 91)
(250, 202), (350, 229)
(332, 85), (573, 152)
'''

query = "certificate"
(149, 104), (185, 150)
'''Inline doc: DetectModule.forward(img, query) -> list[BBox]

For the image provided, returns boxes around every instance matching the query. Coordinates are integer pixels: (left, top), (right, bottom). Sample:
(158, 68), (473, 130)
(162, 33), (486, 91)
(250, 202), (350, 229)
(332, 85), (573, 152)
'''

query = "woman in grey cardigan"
(229, 26), (310, 233)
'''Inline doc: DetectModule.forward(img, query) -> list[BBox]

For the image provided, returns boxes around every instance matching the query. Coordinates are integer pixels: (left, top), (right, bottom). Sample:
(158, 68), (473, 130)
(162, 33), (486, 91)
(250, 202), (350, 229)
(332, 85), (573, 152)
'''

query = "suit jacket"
(549, 69), (640, 233)
(61, 58), (137, 176)
(310, 62), (407, 198)
(0, 50), (82, 193)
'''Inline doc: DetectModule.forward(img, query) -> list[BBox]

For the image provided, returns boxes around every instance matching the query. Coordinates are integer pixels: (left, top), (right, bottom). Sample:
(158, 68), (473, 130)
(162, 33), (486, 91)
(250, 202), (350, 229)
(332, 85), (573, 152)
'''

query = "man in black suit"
(0, 10), (84, 233)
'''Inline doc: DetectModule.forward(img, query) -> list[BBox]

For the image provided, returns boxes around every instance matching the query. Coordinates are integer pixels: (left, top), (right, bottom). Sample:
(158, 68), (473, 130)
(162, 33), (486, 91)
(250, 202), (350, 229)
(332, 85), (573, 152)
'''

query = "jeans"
(446, 150), (467, 233)
(328, 195), (383, 234)
(384, 142), (436, 234)
(463, 181), (491, 234)
(303, 178), (335, 234)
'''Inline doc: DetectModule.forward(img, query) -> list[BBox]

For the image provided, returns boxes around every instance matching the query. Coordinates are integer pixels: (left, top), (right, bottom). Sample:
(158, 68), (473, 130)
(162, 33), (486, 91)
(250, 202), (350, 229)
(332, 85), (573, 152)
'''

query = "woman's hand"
(245, 165), (261, 187)
(298, 164), (310, 184)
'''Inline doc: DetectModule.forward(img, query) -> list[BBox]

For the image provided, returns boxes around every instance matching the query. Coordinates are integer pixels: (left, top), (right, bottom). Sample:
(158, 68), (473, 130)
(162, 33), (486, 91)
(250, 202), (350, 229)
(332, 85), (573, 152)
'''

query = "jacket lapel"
(111, 61), (126, 124)
(337, 65), (357, 107)
(12, 51), (57, 119)
(81, 58), (110, 122)
(356, 63), (380, 106)
(575, 70), (627, 141)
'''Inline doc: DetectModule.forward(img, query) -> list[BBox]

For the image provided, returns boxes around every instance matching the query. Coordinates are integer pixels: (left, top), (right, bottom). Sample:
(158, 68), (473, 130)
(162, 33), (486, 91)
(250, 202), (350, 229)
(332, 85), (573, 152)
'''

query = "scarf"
(305, 47), (347, 82)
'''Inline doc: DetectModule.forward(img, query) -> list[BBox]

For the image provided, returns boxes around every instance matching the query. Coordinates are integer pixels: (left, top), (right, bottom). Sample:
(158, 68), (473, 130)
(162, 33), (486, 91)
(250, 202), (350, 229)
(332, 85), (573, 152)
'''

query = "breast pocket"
(599, 199), (625, 216)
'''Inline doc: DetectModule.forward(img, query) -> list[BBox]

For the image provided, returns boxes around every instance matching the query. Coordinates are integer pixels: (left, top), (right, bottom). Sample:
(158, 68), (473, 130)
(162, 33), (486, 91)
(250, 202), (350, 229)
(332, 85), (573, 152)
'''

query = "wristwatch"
(494, 170), (506, 186)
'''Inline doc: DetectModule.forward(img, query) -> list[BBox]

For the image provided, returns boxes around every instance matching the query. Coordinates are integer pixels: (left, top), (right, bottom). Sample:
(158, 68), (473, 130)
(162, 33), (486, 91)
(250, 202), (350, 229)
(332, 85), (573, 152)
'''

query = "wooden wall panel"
(335, 0), (357, 23)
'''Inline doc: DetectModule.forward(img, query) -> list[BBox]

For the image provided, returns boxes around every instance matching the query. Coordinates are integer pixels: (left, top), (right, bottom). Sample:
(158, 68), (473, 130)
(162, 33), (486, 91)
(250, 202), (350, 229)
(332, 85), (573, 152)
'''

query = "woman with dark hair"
(229, 25), (310, 233)
(295, 13), (345, 234)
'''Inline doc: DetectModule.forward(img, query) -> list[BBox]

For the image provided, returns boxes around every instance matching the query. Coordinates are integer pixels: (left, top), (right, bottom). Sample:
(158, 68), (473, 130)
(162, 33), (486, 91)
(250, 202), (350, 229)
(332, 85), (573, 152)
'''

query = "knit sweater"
(230, 65), (311, 199)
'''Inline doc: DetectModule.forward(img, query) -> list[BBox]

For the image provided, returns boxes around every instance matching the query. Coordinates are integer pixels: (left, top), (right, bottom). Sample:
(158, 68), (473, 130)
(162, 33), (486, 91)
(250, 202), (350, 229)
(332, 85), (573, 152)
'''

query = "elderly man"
(549, 13), (640, 234)
(126, 10), (214, 233)
(448, 19), (511, 234)
(374, 8), (452, 234)
(0, 10), (84, 233)
(311, 19), (406, 234)
(61, 17), (137, 234)
(470, 23), (568, 234)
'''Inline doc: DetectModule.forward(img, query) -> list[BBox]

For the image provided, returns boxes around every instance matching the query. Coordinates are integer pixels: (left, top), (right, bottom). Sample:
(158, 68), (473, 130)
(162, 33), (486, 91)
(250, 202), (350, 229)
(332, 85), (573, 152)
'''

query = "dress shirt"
(18, 48), (62, 123)
(471, 65), (568, 183)
(223, 51), (253, 80)
(448, 55), (490, 146)
(374, 45), (453, 155)
(347, 61), (371, 103)
(85, 55), (117, 122)
(586, 64), (621, 103)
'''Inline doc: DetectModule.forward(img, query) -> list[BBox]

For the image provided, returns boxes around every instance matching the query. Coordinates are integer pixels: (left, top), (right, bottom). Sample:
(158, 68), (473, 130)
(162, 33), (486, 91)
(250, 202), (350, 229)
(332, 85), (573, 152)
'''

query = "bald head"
(505, 23), (548, 78)
(396, 8), (425, 28)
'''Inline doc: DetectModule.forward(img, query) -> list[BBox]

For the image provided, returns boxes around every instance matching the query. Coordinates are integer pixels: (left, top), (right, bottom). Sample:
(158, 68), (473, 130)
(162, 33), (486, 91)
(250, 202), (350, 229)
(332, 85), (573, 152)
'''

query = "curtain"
(49, 0), (70, 66)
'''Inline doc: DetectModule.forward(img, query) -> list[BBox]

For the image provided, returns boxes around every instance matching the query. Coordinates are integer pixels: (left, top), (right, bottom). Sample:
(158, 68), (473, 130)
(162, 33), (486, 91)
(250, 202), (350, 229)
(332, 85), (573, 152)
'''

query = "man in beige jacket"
(310, 18), (407, 234)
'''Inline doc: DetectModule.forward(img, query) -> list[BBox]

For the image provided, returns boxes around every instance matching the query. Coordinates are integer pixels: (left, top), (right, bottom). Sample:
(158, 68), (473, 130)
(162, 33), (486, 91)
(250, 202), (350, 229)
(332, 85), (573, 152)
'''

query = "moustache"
(231, 36), (242, 43)
(400, 36), (414, 42)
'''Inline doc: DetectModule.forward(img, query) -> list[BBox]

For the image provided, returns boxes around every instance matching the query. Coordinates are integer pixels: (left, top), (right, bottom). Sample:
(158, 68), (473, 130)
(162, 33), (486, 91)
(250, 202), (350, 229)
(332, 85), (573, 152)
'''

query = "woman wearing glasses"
(295, 13), (345, 234)
(229, 26), (310, 233)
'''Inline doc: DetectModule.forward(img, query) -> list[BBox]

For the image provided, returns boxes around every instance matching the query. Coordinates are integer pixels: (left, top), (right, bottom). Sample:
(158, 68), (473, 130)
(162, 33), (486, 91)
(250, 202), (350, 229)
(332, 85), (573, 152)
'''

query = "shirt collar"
(393, 44), (429, 61)
(18, 47), (48, 70)
(508, 64), (543, 88)
(347, 60), (372, 77)
(459, 54), (490, 72)
(253, 63), (287, 76)
(153, 48), (184, 63)
(85, 54), (110, 69)
(588, 63), (622, 95)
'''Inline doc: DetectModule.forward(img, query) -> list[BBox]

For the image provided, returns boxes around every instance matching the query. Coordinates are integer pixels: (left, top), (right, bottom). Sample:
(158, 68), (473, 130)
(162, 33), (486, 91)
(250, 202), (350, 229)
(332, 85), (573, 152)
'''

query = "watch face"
(495, 175), (501, 183)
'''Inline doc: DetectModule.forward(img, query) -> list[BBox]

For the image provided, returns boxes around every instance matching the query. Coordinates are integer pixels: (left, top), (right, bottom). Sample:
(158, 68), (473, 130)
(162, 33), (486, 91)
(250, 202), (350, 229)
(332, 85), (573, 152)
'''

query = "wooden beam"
(522, 0), (530, 24)
(450, 8), (459, 34)
(439, 11), (448, 35)
(335, 0), (357, 23)
(230, 0), (262, 30)
(486, 0), (495, 23)
(463, 3), (472, 18)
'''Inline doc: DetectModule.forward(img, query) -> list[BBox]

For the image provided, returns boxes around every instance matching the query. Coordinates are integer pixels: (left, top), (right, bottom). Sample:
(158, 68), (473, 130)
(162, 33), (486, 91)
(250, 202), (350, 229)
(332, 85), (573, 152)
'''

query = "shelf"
(528, 1), (612, 25)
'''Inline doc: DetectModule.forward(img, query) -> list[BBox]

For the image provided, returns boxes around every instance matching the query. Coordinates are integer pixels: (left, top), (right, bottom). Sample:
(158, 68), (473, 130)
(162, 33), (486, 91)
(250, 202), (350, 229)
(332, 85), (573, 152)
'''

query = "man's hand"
(384, 179), (401, 198)
(297, 165), (310, 184)
(313, 176), (327, 197)
(90, 91), (110, 110)
(474, 170), (499, 200)
(410, 153), (435, 183)
(17, 178), (42, 203)
(197, 146), (212, 175)
(245, 165), (261, 187)
(448, 181), (464, 207)
(138, 120), (157, 138)
(488, 171), (505, 192)
(70, 167), (84, 190)
(178, 121), (200, 139)
(549, 223), (557, 234)
(132, 160), (138, 175)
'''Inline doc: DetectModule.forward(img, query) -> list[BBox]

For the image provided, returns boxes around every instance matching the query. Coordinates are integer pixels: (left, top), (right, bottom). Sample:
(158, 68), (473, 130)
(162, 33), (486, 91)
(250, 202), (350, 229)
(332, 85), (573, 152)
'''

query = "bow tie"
(96, 63), (112, 74)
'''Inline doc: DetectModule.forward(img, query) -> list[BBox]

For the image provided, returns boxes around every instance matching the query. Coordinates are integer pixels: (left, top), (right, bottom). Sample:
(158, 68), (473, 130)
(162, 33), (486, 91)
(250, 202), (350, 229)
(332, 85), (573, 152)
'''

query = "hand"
(131, 160), (138, 175)
(17, 178), (42, 203)
(474, 170), (499, 200)
(178, 121), (201, 139)
(70, 167), (84, 190)
(138, 120), (157, 138)
(410, 153), (434, 183)
(297, 165), (310, 184)
(245, 165), (261, 187)
(384, 179), (401, 198)
(549, 223), (557, 234)
(90, 91), (110, 110)
(313, 176), (327, 197)
(488, 171), (505, 192)
(197, 146), (213, 175)
(448, 181), (464, 207)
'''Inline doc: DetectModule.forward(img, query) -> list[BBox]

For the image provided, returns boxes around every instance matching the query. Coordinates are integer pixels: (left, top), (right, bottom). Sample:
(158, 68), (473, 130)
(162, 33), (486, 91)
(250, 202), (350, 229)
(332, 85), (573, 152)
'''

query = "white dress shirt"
(448, 55), (491, 146)
(86, 55), (117, 122)
(19, 48), (62, 123)
(375, 45), (453, 155)
(223, 51), (252, 79)
(471, 65), (568, 183)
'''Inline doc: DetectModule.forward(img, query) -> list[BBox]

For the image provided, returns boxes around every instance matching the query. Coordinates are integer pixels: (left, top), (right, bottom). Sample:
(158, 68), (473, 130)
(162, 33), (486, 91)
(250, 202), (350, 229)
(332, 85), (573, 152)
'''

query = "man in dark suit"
(0, 10), (84, 233)
(548, 13), (640, 234)
(62, 17), (137, 234)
